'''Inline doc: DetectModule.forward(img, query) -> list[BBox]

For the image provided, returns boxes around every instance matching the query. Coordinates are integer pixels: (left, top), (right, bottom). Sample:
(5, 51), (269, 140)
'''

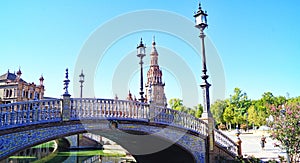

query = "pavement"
(221, 130), (286, 162)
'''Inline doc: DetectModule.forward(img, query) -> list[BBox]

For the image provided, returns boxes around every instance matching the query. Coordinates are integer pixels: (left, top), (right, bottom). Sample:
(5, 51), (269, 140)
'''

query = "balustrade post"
(148, 103), (154, 122)
(16, 105), (20, 124)
(32, 104), (36, 122)
(10, 106), (15, 125)
(62, 94), (71, 121)
(26, 105), (30, 123)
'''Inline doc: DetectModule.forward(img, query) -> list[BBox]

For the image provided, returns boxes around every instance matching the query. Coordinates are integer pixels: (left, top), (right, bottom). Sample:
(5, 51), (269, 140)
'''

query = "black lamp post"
(79, 70), (85, 98)
(77, 69), (85, 148)
(137, 38), (146, 103)
(194, 2), (210, 119)
(194, 3), (215, 153)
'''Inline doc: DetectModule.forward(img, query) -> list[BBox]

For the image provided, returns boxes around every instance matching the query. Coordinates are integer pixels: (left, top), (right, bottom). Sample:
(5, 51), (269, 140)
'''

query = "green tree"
(168, 98), (202, 118)
(210, 100), (227, 124)
(228, 88), (251, 125)
(261, 92), (276, 105)
(194, 104), (203, 118)
(247, 105), (257, 128)
(168, 98), (183, 111)
(275, 95), (287, 107)
(223, 106), (234, 130)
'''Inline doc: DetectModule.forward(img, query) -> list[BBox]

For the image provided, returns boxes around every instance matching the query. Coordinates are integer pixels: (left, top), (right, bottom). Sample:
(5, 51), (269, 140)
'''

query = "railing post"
(62, 94), (71, 121)
(148, 102), (154, 122)
(62, 68), (71, 121)
(10, 106), (15, 125)
(235, 127), (242, 157)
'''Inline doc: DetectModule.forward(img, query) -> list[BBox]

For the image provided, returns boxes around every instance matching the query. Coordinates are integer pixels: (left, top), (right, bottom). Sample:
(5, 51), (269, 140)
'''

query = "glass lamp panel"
(138, 47), (145, 54)
(196, 15), (203, 25)
(201, 15), (207, 24)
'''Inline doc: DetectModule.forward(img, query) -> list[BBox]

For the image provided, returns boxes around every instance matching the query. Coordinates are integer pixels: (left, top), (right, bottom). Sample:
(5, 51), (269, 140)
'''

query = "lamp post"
(77, 69), (85, 148)
(194, 2), (210, 118)
(79, 70), (85, 98)
(137, 38), (146, 103)
(194, 2), (215, 153)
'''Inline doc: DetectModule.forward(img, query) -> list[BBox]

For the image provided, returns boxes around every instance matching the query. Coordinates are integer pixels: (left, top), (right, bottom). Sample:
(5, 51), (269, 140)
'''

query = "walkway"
(222, 130), (286, 162)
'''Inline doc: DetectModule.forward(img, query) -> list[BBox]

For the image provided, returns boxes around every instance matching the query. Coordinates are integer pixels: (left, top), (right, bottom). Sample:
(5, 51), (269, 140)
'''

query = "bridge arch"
(0, 120), (205, 162)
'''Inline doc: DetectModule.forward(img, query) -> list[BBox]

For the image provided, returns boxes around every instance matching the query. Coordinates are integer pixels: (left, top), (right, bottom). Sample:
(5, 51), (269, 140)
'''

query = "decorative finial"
(39, 74), (44, 85)
(152, 35), (156, 46)
(198, 2), (202, 10)
(63, 68), (70, 95)
(140, 37), (143, 44)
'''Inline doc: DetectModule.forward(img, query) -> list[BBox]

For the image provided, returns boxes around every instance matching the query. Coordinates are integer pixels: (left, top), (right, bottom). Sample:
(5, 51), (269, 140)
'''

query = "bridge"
(0, 75), (239, 163)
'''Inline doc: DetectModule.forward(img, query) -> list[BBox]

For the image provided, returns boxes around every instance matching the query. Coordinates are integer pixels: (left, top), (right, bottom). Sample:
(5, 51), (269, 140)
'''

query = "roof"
(0, 71), (26, 83)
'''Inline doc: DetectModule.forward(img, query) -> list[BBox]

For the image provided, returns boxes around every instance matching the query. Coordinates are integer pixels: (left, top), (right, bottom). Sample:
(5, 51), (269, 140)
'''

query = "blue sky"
(1, 0), (299, 107)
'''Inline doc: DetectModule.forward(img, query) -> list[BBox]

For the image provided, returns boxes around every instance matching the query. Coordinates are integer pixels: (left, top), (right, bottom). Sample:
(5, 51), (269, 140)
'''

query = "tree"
(168, 98), (183, 111)
(269, 103), (300, 162)
(228, 88), (251, 126)
(275, 96), (287, 107)
(223, 106), (234, 130)
(194, 104), (203, 118)
(261, 92), (275, 105)
(210, 100), (227, 124)
(168, 98), (203, 118)
(247, 105), (257, 128)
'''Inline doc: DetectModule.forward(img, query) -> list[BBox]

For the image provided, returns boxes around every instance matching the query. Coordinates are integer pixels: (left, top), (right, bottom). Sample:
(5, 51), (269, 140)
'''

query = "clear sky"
(1, 0), (299, 107)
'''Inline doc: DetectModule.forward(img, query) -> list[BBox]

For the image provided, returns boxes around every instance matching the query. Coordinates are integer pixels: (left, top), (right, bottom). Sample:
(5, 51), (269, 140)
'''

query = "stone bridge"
(0, 97), (238, 162)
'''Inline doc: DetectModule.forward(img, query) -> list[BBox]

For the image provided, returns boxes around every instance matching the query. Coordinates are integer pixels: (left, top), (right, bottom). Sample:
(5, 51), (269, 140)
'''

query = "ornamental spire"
(151, 36), (157, 55)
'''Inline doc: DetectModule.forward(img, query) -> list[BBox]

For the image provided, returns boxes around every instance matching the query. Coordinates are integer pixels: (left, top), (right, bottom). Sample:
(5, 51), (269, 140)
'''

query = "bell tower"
(145, 38), (167, 107)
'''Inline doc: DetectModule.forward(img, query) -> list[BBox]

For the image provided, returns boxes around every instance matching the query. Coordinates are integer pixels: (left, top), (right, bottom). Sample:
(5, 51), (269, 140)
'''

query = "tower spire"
(145, 37), (167, 107)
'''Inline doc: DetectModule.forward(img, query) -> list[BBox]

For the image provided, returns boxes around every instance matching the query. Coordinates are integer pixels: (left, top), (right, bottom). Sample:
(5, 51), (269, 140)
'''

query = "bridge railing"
(69, 98), (208, 137)
(0, 98), (238, 156)
(0, 99), (62, 129)
(214, 130), (237, 154)
(70, 98), (149, 121)
(150, 105), (208, 137)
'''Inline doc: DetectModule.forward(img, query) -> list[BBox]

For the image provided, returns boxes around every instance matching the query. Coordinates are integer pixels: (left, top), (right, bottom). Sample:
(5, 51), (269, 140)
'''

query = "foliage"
(194, 104), (203, 118)
(210, 99), (227, 124)
(269, 103), (300, 162)
(168, 98), (203, 118)
(228, 88), (251, 125)
(223, 106), (234, 125)
(168, 98), (183, 110)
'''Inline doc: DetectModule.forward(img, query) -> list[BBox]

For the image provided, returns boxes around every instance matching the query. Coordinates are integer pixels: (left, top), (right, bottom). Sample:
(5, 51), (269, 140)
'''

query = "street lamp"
(78, 69), (85, 148)
(79, 70), (85, 98)
(137, 38), (146, 103)
(194, 2), (214, 151)
(194, 2), (211, 119)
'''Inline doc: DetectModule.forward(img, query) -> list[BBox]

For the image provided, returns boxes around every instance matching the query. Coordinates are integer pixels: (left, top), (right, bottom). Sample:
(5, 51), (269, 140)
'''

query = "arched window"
(9, 89), (12, 97)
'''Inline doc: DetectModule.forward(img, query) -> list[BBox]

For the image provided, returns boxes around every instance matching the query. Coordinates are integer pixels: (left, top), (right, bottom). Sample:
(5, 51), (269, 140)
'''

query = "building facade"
(0, 69), (45, 104)
(145, 40), (167, 107)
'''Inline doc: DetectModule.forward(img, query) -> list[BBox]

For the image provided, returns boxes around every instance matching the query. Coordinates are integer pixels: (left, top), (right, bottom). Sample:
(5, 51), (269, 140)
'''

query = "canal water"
(4, 140), (135, 163)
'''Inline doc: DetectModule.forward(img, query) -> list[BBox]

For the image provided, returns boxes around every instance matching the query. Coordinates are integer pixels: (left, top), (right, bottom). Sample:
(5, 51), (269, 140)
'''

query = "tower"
(145, 38), (167, 107)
